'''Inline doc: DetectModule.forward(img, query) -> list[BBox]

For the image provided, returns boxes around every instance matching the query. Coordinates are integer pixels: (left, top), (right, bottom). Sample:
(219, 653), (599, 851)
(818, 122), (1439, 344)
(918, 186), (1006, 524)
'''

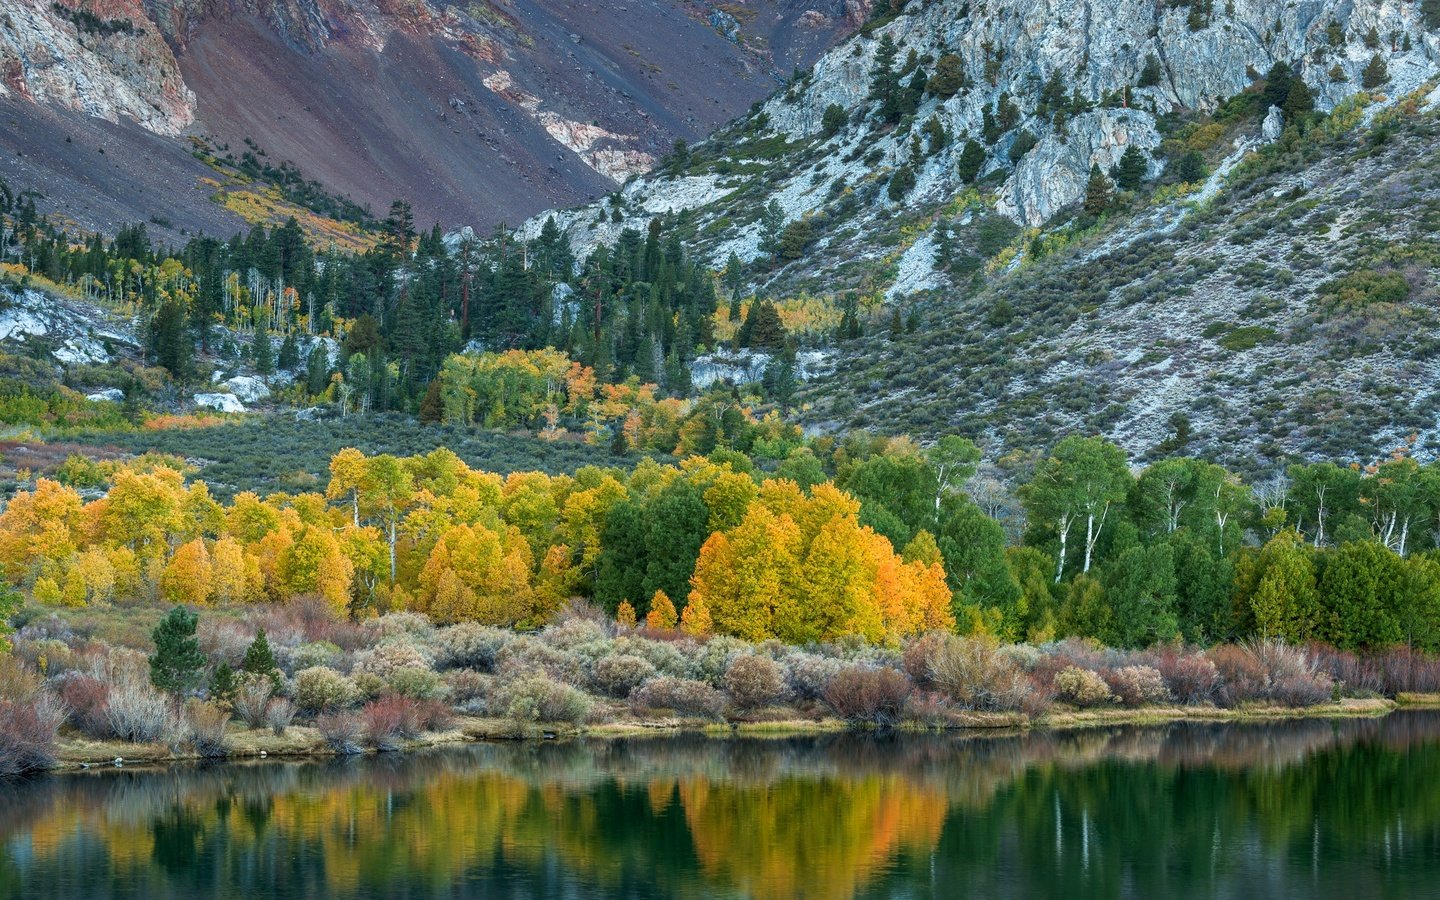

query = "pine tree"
(957, 139), (986, 183)
(209, 662), (238, 705)
(150, 606), (206, 695)
(252, 329), (275, 376)
(869, 34), (903, 122)
(1137, 53), (1163, 88)
(1115, 146), (1148, 192)
(148, 299), (191, 380)
(242, 629), (282, 692)
(278, 331), (301, 371)
(1361, 53), (1389, 89)
(1083, 165), (1113, 215)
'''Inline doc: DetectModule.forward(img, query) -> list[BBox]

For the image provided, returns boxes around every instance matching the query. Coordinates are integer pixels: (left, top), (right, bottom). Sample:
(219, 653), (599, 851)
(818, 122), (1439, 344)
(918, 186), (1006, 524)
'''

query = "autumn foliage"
(0, 448), (954, 646)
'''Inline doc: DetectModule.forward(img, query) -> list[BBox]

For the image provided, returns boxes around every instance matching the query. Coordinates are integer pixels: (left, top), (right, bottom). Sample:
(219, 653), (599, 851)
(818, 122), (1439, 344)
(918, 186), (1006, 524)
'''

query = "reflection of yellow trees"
(680, 774), (948, 900)
(10, 717), (1440, 897)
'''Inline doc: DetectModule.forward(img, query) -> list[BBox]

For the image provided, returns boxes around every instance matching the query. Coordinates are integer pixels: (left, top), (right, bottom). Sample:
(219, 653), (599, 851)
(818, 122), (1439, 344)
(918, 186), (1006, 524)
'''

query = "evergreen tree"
(209, 662), (238, 704)
(252, 329), (275, 376)
(148, 299), (191, 380)
(150, 606), (206, 695)
(1361, 53), (1389, 89)
(1137, 53), (1163, 88)
(1115, 146), (1147, 192)
(869, 35), (904, 122)
(278, 331), (301, 371)
(927, 53), (966, 97)
(242, 629), (283, 692)
(1083, 165), (1113, 215)
(821, 103), (848, 137)
(957, 139), (986, 183)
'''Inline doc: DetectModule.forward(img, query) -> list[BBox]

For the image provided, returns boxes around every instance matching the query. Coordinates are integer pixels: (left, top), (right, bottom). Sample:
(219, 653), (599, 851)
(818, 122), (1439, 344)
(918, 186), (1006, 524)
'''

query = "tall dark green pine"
(149, 299), (192, 380)
(242, 629), (282, 692)
(1114, 146), (1147, 192)
(252, 328), (275, 376)
(150, 606), (206, 695)
(278, 331), (301, 371)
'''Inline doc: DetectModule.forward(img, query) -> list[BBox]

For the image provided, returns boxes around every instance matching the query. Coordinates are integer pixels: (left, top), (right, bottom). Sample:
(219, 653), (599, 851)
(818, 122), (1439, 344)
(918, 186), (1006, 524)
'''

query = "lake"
(3, 713), (1439, 899)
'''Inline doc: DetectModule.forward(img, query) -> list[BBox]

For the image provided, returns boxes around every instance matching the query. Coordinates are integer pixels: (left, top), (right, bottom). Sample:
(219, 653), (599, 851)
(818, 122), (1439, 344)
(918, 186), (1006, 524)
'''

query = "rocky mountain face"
(524, 0), (1440, 466)
(0, 0), (859, 232)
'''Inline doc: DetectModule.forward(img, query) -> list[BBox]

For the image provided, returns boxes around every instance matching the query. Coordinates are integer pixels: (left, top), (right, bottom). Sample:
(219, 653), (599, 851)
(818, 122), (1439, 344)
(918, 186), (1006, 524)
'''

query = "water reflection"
(3, 714), (1439, 899)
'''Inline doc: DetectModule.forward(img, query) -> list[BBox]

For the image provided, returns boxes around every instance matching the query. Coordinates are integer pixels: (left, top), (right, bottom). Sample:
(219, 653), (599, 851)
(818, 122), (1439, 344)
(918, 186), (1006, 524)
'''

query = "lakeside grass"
(46, 697), (1406, 772)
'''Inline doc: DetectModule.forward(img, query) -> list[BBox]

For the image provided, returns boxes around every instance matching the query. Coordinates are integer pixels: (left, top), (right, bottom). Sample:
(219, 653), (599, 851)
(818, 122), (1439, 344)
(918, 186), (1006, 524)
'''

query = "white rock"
(223, 375), (271, 404)
(85, 388), (125, 403)
(1262, 105), (1284, 142)
(195, 393), (246, 414)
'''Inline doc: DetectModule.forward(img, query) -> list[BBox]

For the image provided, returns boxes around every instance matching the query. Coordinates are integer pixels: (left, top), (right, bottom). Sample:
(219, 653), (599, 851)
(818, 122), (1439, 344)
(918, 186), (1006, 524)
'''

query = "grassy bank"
(44, 697), (1405, 773)
(6, 601), (1440, 778)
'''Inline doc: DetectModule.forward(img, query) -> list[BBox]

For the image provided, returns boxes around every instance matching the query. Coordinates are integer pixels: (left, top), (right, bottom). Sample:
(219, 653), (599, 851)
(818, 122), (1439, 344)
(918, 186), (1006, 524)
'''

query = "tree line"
(4, 433), (1439, 653)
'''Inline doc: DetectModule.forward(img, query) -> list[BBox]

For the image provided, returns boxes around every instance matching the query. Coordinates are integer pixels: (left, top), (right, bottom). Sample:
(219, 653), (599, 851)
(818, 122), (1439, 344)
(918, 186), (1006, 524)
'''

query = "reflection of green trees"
(4, 715), (1440, 899)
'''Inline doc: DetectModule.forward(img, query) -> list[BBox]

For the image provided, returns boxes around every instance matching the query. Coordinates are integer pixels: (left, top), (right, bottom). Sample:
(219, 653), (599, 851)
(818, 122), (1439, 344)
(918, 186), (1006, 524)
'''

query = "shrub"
(106, 670), (177, 742)
(786, 652), (845, 701)
(629, 677), (727, 719)
(184, 699), (230, 758)
(1377, 646), (1440, 694)
(293, 667), (360, 713)
(1209, 644), (1268, 706)
(1152, 648), (1221, 704)
(929, 636), (1032, 712)
(363, 696), (420, 751)
(288, 641), (342, 672)
(592, 654), (657, 698)
(412, 698), (454, 732)
(540, 617), (608, 651)
(901, 632), (950, 688)
(1308, 644), (1384, 696)
(264, 698), (296, 735)
(0, 695), (65, 776)
(1053, 666), (1113, 707)
(58, 673), (111, 738)
(724, 654), (786, 709)
(353, 641), (433, 677)
(362, 612), (435, 646)
(496, 636), (586, 684)
(1271, 672), (1334, 707)
(497, 674), (593, 725)
(232, 678), (273, 728)
(352, 671), (388, 700)
(823, 666), (912, 728)
(688, 636), (749, 686)
(1102, 665), (1171, 707)
(385, 666), (447, 701)
(903, 691), (955, 727)
(316, 711), (363, 754)
(443, 669), (493, 707)
(434, 623), (509, 670)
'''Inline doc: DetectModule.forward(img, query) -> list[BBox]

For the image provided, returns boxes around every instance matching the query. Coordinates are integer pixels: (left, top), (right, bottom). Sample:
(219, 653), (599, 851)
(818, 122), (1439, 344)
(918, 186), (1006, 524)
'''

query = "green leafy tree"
(1102, 545), (1179, 648)
(150, 606), (206, 695)
(1320, 540), (1406, 650)
(0, 574), (20, 653)
(1021, 435), (1132, 581)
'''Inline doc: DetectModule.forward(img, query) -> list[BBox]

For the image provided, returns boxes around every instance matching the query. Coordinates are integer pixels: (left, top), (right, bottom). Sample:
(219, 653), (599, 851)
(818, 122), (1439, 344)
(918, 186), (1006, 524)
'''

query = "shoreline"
(44, 695), (1437, 774)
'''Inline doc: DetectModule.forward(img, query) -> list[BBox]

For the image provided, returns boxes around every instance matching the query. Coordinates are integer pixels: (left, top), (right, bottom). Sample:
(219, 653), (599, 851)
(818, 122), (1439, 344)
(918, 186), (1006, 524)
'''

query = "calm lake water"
(2, 713), (1439, 899)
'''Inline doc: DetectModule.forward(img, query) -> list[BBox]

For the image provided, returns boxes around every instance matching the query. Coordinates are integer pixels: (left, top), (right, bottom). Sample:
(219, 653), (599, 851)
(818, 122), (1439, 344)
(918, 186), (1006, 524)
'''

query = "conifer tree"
(1083, 165), (1113, 216)
(150, 606), (206, 695)
(242, 629), (282, 692)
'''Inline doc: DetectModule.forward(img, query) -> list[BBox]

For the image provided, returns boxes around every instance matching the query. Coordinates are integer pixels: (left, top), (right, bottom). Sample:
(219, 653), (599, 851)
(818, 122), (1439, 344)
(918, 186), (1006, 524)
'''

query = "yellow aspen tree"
(210, 536), (252, 604)
(680, 595), (712, 637)
(646, 590), (678, 630)
(617, 600), (638, 628)
(162, 539), (213, 606)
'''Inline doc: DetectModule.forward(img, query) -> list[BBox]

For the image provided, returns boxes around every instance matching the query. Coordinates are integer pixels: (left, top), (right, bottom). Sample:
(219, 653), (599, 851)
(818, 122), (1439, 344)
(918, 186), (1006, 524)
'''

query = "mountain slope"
(522, 0), (1440, 466)
(0, 0), (862, 233)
